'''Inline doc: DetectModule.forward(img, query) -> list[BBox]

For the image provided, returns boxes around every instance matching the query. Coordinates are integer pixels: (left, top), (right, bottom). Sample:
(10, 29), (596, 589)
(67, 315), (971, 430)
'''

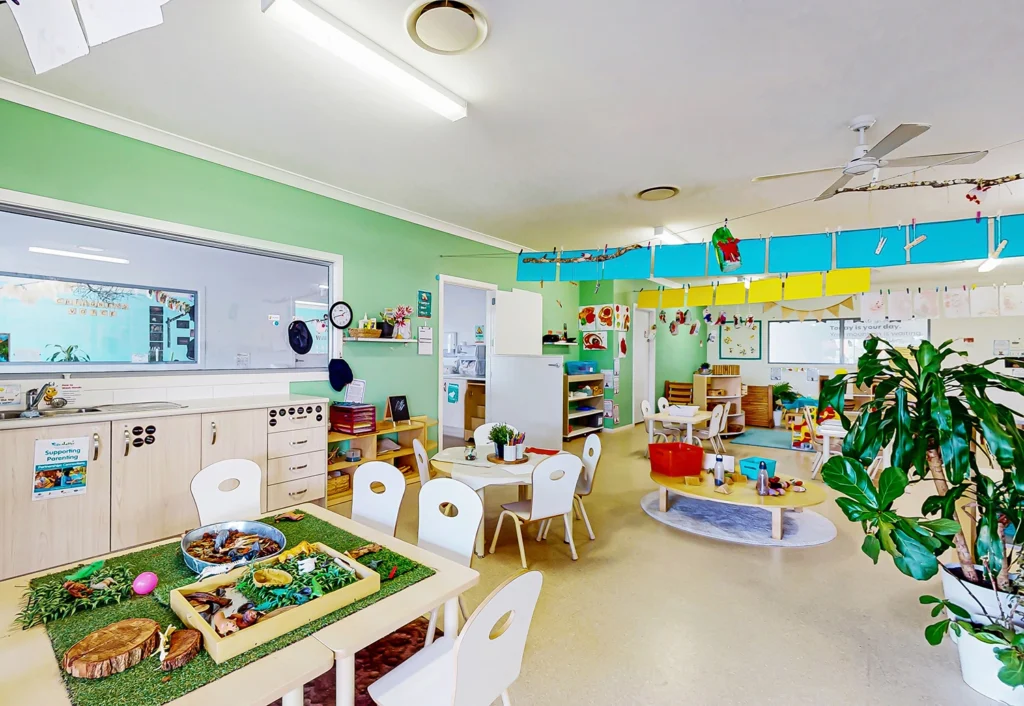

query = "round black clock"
(329, 301), (354, 329)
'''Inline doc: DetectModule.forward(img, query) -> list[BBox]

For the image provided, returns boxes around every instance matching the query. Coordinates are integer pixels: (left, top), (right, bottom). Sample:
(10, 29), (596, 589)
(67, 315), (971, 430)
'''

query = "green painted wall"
(0, 99), (579, 435)
(577, 282), (632, 428)
(654, 307), (707, 397)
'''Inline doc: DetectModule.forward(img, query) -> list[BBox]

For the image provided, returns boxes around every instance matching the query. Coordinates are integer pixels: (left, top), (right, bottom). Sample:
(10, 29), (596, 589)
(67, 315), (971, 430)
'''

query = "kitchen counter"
(442, 375), (485, 382)
(0, 393), (329, 430)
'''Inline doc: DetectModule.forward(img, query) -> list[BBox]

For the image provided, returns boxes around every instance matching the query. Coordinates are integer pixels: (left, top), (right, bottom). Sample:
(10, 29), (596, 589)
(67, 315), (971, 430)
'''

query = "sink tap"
(23, 383), (55, 417)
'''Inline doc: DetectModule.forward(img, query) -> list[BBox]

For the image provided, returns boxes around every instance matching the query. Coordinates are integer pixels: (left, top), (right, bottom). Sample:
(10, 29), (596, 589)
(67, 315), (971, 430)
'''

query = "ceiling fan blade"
(883, 150), (988, 169)
(751, 166), (844, 182)
(866, 123), (931, 160)
(814, 173), (854, 201)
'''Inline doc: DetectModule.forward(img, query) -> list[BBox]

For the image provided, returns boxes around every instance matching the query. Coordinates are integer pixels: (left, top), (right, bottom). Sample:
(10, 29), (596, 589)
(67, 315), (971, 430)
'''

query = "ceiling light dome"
(637, 186), (680, 201)
(406, 1), (489, 55)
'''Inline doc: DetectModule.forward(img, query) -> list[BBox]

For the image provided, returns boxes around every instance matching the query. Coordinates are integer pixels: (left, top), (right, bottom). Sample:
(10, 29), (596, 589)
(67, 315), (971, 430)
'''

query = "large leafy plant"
(820, 337), (1024, 687)
(772, 382), (800, 409)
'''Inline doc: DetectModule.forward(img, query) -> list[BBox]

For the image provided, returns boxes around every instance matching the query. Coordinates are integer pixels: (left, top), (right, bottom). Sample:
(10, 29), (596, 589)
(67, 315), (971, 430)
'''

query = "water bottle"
(714, 454), (725, 486)
(756, 461), (770, 496)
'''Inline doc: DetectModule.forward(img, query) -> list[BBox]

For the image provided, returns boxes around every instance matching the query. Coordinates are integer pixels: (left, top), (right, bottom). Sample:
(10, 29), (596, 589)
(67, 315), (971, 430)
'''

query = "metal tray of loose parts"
(180, 520), (286, 576)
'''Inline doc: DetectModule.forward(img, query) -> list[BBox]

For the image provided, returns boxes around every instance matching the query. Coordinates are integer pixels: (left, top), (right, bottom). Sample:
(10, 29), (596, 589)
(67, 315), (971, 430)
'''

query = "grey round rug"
(641, 491), (837, 548)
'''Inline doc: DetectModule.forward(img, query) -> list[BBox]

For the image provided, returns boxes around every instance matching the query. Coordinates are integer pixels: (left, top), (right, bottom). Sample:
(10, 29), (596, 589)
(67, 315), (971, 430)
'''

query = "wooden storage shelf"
(694, 373), (746, 437)
(327, 469), (429, 507)
(564, 372), (605, 441)
(328, 419), (437, 443)
(328, 440), (437, 471)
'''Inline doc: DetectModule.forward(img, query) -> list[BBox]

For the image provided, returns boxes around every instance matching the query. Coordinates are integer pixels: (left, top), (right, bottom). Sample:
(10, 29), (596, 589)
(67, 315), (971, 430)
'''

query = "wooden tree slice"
(160, 629), (202, 671)
(62, 618), (161, 679)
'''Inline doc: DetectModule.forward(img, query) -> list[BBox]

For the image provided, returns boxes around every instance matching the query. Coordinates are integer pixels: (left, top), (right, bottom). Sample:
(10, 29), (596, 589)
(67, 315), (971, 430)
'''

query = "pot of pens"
(513, 432), (526, 461)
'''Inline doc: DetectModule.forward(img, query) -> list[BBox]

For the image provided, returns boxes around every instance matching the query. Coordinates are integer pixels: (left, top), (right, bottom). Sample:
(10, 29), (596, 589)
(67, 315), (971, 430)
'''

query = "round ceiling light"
(636, 186), (680, 201)
(406, 1), (489, 55)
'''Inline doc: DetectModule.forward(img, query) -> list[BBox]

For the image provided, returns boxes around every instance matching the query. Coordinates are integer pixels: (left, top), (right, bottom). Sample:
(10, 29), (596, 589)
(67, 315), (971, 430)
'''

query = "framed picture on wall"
(719, 321), (762, 360)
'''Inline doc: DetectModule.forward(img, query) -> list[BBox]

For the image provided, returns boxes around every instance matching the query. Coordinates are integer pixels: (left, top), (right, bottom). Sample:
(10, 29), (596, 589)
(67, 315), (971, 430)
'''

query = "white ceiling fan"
(752, 115), (988, 201)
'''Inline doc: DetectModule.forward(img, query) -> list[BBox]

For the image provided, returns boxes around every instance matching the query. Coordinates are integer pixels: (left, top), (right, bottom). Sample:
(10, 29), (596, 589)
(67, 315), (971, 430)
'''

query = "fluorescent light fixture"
(262, 0), (468, 121)
(978, 240), (1009, 273)
(28, 247), (128, 264)
(294, 300), (329, 308)
(318, 284), (330, 290)
(78, 246), (105, 252)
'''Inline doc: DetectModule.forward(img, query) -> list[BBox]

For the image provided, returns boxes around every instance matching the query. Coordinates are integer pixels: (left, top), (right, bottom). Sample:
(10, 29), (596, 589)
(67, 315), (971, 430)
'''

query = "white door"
(633, 308), (654, 423)
(492, 289), (542, 356)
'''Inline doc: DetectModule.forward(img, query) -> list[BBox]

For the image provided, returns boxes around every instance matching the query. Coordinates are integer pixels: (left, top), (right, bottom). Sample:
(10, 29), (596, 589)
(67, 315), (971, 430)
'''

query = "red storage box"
(649, 442), (704, 477)
(330, 402), (377, 435)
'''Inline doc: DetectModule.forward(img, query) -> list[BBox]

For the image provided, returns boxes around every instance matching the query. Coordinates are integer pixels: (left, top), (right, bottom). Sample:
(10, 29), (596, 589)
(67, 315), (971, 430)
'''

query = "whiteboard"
(768, 318), (929, 365)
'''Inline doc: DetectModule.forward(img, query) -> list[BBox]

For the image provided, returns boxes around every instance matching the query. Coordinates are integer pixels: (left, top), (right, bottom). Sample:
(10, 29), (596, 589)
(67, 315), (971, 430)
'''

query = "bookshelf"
(693, 374), (746, 436)
(563, 372), (605, 441)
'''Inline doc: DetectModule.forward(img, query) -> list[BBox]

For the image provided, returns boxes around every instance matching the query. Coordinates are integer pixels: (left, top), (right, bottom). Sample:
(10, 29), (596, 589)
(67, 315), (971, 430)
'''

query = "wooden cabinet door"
(0, 421), (111, 580)
(111, 415), (202, 551)
(200, 410), (268, 469)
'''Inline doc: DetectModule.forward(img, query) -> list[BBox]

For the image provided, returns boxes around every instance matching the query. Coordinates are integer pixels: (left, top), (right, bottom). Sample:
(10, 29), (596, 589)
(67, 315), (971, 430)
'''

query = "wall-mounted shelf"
(343, 337), (417, 343)
(543, 341), (576, 347)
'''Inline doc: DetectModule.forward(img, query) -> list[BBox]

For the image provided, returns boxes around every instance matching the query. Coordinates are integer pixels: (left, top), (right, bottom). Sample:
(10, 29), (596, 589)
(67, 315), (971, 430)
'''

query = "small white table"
(813, 421), (848, 478)
(643, 410), (713, 445)
(431, 447), (568, 557)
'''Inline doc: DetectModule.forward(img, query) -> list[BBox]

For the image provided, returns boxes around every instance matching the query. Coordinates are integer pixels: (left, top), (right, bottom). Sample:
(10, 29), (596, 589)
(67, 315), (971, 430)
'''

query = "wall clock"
(329, 301), (354, 329)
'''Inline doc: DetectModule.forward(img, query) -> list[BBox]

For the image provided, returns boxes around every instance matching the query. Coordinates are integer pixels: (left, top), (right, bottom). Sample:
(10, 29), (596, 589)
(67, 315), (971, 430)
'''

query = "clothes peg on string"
(874, 228), (887, 256)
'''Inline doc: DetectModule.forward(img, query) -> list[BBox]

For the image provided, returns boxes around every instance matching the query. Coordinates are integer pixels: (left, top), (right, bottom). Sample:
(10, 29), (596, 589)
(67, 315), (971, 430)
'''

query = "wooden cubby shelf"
(563, 372), (605, 441)
(694, 374), (746, 437)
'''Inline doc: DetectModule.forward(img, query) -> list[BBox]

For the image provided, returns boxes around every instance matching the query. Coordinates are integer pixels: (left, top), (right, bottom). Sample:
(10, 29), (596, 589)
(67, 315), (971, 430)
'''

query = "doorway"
(438, 276), (496, 451)
(632, 307), (655, 424)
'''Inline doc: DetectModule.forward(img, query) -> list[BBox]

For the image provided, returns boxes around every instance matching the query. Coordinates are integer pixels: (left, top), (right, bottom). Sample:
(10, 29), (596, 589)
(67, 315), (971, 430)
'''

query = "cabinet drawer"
(266, 403), (326, 432)
(267, 476), (325, 511)
(268, 427), (326, 459)
(267, 452), (326, 485)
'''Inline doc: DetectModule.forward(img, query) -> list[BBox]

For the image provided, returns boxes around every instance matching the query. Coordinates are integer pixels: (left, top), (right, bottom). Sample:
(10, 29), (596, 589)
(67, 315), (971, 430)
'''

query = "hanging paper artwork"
(913, 289), (940, 319)
(581, 332), (608, 351)
(887, 290), (913, 321)
(859, 291), (886, 321)
(942, 287), (972, 318)
(617, 333), (628, 359)
(578, 306), (597, 332)
(659, 310), (667, 323)
(675, 310), (689, 325)
(970, 286), (1000, 317)
(1000, 285), (1024, 316)
(669, 320), (679, 336)
(719, 321), (761, 360)
(711, 225), (741, 273)
(689, 323), (699, 336)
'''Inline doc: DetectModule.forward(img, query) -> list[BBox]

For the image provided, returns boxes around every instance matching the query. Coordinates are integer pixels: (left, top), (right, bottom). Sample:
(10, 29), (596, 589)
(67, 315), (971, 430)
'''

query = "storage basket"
(566, 360), (598, 375)
(349, 328), (382, 339)
(649, 442), (704, 477)
(738, 457), (777, 480)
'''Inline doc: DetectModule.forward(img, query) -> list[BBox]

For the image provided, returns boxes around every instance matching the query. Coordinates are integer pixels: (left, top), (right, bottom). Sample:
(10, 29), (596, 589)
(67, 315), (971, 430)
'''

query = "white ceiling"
(2, 0), (1024, 253)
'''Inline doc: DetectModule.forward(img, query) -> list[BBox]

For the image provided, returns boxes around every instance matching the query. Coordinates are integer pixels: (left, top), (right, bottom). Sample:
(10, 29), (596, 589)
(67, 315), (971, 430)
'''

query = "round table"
(431, 450), (560, 557)
(650, 471), (827, 540)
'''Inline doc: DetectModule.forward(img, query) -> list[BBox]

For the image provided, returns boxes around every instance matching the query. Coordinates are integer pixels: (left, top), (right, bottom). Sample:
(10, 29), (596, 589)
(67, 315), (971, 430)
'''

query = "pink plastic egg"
(132, 571), (158, 595)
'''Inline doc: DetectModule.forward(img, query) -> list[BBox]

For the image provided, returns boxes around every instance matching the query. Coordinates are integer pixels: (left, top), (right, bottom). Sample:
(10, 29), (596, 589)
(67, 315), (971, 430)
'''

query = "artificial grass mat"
(28, 511), (434, 706)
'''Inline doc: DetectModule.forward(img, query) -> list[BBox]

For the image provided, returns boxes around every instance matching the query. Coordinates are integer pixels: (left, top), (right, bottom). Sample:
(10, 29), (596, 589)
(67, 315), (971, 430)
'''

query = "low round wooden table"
(650, 471), (827, 540)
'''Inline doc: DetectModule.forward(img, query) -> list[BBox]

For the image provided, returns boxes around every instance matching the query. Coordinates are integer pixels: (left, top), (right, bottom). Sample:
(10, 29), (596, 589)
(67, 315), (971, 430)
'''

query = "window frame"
(767, 317), (930, 366)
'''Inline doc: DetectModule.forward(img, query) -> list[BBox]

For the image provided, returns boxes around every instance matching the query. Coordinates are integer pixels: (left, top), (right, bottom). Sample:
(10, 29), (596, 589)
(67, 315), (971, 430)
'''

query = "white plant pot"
(957, 630), (1024, 705)
(503, 445), (517, 462)
(516, 443), (526, 460)
(773, 410), (783, 427)
(942, 564), (1022, 639)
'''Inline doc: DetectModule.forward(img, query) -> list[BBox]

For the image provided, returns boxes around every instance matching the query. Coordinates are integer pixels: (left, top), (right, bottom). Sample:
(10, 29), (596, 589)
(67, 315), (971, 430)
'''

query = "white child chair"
(418, 478), (483, 646)
(473, 422), (499, 454)
(489, 454), (583, 568)
(656, 397), (683, 442)
(693, 403), (728, 453)
(368, 570), (544, 706)
(539, 433), (602, 542)
(351, 461), (407, 536)
(412, 437), (431, 486)
(190, 459), (262, 524)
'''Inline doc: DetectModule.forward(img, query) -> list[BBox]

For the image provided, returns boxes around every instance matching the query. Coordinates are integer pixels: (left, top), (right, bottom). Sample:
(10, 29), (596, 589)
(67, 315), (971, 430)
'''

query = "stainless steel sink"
(40, 407), (102, 416)
(0, 411), (26, 420)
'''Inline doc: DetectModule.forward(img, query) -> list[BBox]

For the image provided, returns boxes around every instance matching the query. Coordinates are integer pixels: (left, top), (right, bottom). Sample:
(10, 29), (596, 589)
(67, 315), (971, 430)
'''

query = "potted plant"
(819, 337), (1024, 702)
(392, 305), (414, 340)
(771, 382), (799, 427)
(488, 423), (513, 459)
(376, 310), (396, 338)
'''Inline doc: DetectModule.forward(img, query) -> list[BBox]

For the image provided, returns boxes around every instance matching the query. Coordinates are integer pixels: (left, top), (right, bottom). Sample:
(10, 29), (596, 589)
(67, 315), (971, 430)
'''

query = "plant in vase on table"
(819, 337), (1024, 704)
(488, 423), (515, 460)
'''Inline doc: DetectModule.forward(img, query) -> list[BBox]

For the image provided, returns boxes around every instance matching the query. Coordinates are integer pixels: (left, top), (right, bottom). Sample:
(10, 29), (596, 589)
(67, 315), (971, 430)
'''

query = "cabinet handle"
(289, 464), (308, 472)
(123, 429), (130, 456)
(290, 439), (308, 446)
(294, 415), (307, 421)
(211, 421), (218, 445)
(92, 433), (101, 461)
(288, 489), (308, 497)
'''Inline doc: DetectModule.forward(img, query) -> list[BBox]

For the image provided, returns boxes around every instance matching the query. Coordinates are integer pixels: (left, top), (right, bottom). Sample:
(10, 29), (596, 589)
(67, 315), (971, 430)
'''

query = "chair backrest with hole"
(190, 459), (261, 525)
(802, 406), (823, 444)
(473, 422), (499, 452)
(351, 462), (407, 536)
(528, 454), (582, 521)
(412, 438), (431, 486)
(417, 478), (483, 567)
(640, 399), (652, 431)
(453, 570), (544, 706)
(657, 397), (669, 414)
(578, 434), (602, 496)
(712, 403), (729, 435)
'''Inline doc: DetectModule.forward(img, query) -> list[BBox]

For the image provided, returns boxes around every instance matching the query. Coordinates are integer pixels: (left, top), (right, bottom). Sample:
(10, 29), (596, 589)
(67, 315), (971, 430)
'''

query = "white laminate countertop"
(442, 375), (485, 382)
(0, 394), (330, 430)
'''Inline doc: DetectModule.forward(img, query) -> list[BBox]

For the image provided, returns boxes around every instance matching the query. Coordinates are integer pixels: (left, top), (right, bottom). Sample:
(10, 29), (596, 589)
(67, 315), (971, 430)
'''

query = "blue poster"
(0, 273), (197, 365)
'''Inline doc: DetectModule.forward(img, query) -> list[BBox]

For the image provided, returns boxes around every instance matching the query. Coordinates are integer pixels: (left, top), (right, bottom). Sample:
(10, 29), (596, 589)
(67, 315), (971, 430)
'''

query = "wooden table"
(644, 410), (712, 445)
(650, 471), (827, 540)
(0, 533), (334, 706)
(303, 504), (479, 706)
(430, 449), (561, 557)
